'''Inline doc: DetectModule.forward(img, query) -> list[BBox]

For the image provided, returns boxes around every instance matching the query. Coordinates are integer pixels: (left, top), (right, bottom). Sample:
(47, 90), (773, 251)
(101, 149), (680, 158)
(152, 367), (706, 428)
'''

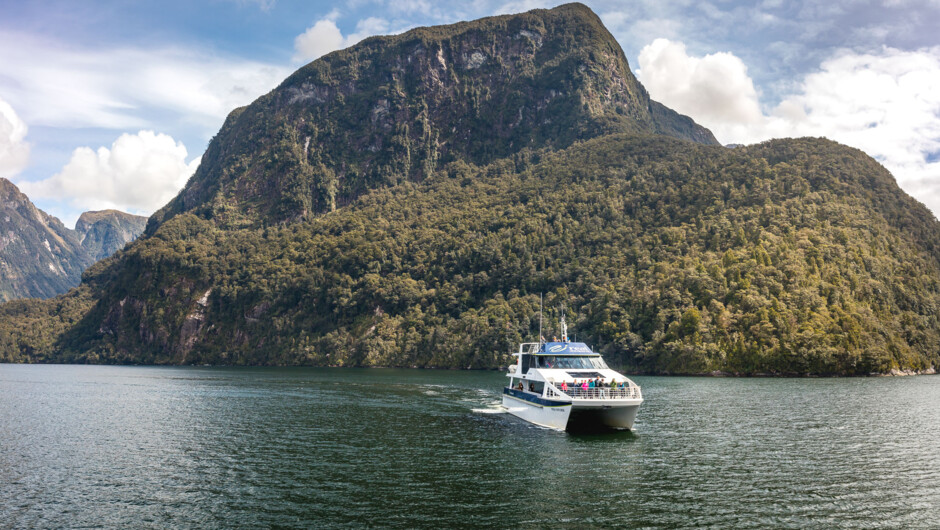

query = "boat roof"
(534, 342), (598, 356)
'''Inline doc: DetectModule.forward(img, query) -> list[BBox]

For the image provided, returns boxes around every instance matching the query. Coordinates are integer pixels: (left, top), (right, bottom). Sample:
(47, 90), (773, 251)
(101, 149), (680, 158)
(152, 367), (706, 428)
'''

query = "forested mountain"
(146, 2), (716, 233)
(1, 4), (938, 375)
(0, 179), (146, 302)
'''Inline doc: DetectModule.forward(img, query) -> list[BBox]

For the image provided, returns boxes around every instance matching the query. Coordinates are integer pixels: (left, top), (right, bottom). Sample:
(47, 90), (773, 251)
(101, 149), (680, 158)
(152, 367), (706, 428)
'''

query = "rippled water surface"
(2, 365), (939, 527)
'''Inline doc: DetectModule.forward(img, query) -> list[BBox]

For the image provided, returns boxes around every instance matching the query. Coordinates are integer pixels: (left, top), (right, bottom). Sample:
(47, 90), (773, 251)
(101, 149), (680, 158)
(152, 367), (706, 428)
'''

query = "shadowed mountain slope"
(3, 134), (940, 374)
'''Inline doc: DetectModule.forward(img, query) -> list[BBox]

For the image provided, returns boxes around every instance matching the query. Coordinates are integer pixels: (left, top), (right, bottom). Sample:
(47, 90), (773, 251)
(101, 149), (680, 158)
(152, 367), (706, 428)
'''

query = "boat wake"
(471, 406), (506, 414)
(471, 400), (506, 414)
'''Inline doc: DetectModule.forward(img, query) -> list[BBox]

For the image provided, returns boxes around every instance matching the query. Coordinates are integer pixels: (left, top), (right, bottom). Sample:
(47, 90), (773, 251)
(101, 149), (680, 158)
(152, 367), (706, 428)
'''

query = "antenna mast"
(560, 305), (568, 343)
(538, 293), (543, 345)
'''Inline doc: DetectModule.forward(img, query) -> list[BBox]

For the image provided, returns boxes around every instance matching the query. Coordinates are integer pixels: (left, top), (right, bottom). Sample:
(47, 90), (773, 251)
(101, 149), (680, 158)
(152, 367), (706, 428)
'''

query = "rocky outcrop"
(879, 367), (937, 376)
(76, 210), (147, 261)
(0, 178), (91, 301)
(147, 2), (718, 232)
(0, 179), (147, 301)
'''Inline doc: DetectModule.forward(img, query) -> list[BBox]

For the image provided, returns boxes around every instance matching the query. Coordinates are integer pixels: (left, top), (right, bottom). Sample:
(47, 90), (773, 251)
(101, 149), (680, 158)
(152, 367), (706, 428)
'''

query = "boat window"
(527, 381), (545, 395)
(536, 356), (608, 370)
(520, 354), (531, 374)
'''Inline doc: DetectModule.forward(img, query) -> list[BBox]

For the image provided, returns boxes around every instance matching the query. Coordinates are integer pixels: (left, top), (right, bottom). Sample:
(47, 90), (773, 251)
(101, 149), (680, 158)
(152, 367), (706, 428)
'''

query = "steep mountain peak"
(75, 209), (148, 261)
(0, 179), (148, 300)
(1, 177), (38, 212)
(0, 178), (70, 243)
(0, 176), (18, 196)
(0, 178), (89, 302)
(148, 3), (717, 231)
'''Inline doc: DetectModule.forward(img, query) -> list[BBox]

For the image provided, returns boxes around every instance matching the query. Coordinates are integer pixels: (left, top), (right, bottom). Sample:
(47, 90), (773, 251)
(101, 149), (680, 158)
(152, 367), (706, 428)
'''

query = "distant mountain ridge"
(0, 179), (146, 301)
(76, 210), (149, 261)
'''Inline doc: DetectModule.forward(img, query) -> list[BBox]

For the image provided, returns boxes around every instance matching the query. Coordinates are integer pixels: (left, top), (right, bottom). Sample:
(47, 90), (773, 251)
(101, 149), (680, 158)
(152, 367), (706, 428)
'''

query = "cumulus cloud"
(637, 39), (940, 216)
(294, 19), (346, 62)
(776, 47), (940, 212)
(0, 96), (29, 178)
(293, 15), (391, 63)
(18, 131), (199, 220)
(637, 38), (764, 139)
(388, 0), (433, 15)
(494, 0), (554, 15)
(0, 31), (292, 130)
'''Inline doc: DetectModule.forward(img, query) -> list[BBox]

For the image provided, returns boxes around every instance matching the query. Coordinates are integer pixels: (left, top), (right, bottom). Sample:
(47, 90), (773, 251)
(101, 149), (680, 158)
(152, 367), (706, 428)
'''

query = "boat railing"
(517, 342), (541, 354)
(555, 385), (642, 400)
(544, 382), (567, 399)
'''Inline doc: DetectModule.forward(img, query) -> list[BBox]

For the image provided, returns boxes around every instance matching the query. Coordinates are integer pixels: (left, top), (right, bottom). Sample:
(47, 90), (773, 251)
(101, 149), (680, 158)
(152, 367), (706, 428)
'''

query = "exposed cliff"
(147, 2), (717, 232)
(0, 178), (91, 301)
(76, 210), (147, 261)
(0, 179), (147, 302)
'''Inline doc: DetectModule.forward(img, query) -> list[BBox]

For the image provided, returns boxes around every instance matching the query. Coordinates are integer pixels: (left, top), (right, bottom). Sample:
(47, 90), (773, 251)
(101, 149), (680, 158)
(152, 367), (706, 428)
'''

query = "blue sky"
(1, 0), (939, 227)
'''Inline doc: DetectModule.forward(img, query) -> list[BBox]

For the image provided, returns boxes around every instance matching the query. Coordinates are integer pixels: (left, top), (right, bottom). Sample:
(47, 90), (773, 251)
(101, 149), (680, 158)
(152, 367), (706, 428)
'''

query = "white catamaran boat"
(502, 310), (643, 431)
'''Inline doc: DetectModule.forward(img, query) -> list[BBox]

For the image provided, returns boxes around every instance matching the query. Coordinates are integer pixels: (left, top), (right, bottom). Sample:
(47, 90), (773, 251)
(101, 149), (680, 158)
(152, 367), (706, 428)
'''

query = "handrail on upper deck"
(544, 382), (642, 401)
(516, 342), (542, 355)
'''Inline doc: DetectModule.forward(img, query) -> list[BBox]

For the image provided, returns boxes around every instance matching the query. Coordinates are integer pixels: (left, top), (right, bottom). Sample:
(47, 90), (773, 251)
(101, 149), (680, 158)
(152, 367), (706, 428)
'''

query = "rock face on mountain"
(147, 2), (716, 232)
(75, 210), (147, 261)
(2, 4), (939, 375)
(0, 179), (91, 301)
(0, 179), (146, 302)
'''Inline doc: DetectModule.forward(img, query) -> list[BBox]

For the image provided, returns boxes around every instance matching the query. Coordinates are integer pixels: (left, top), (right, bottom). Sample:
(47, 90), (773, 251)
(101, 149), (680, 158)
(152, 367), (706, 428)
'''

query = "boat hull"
(501, 389), (572, 430)
(501, 388), (642, 431)
(567, 400), (642, 431)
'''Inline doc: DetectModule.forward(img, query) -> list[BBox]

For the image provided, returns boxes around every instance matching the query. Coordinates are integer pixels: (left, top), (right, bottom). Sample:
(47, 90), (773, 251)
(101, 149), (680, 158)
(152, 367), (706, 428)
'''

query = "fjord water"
(2, 366), (938, 528)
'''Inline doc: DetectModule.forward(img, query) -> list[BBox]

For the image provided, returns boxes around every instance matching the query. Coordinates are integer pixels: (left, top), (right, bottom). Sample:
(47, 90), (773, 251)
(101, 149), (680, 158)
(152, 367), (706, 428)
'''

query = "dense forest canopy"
(3, 134), (939, 375)
(2, 4), (938, 375)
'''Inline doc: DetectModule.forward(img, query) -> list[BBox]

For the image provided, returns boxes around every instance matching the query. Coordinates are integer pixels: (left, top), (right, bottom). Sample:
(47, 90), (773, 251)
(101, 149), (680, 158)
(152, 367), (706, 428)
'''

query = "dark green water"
(2, 365), (938, 528)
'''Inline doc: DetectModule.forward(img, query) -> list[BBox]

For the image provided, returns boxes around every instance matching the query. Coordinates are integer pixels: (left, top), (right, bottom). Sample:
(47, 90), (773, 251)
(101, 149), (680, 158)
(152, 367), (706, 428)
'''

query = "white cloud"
(637, 39), (940, 216)
(494, 0), (554, 15)
(293, 20), (346, 62)
(0, 31), (292, 130)
(637, 38), (764, 137)
(18, 131), (199, 222)
(354, 17), (393, 38)
(387, 0), (433, 15)
(771, 47), (940, 212)
(0, 96), (29, 178)
(293, 16), (392, 63)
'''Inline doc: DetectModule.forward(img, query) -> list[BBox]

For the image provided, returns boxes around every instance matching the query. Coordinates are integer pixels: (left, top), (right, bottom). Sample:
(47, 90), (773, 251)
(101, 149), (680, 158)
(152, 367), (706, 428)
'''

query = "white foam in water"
(472, 401), (506, 414)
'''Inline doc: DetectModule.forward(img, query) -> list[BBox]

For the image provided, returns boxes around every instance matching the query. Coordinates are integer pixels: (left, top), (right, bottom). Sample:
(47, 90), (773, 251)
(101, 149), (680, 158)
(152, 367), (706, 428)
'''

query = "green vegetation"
(2, 4), (938, 374)
(3, 134), (939, 374)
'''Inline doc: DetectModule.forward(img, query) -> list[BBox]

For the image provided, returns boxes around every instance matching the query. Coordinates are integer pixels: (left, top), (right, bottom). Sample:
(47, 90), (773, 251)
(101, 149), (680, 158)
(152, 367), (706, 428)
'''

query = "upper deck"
(516, 341), (599, 356)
